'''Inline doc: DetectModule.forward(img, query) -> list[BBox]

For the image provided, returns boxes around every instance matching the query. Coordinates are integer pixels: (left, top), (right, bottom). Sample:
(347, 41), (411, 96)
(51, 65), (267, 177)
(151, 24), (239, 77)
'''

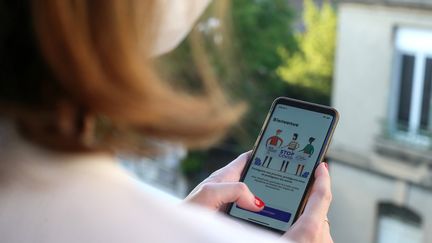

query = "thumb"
(194, 182), (265, 211)
(302, 162), (332, 221)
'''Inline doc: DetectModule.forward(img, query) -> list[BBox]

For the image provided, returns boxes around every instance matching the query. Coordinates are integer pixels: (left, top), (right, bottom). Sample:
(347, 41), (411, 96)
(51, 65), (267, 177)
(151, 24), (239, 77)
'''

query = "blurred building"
(329, 0), (432, 242)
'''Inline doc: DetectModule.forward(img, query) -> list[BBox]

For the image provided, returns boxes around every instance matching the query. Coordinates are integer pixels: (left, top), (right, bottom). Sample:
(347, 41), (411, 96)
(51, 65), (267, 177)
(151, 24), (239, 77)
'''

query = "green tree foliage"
(158, 0), (297, 150)
(230, 0), (297, 81)
(277, 0), (337, 95)
(224, 0), (298, 149)
(156, 1), (337, 185)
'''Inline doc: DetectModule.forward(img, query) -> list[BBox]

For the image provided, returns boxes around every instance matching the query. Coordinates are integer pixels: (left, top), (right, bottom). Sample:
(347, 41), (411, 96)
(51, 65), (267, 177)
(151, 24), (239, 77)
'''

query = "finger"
(322, 219), (333, 243)
(210, 151), (252, 182)
(199, 182), (265, 212)
(224, 151), (252, 172)
(302, 162), (332, 222)
(323, 217), (331, 233)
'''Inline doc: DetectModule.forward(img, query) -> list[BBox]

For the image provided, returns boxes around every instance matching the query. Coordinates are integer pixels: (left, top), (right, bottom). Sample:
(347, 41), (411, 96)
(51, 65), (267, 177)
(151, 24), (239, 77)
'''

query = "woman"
(0, 1), (333, 242)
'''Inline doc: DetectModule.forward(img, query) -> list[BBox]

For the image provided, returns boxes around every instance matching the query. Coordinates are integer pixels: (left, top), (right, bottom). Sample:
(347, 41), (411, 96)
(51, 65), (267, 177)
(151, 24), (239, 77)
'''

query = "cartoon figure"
(295, 137), (315, 176)
(280, 133), (300, 161)
(262, 129), (284, 168)
(286, 133), (300, 152)
(266, 129), (284, 148)
(280, 160), (289, 172)
(300, 137), (315, 158)
(295, 163), (305, 176)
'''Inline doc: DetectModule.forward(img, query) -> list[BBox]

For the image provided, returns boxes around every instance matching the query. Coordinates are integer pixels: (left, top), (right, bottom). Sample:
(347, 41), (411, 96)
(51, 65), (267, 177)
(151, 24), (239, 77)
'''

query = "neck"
(0, 119), (117, 183)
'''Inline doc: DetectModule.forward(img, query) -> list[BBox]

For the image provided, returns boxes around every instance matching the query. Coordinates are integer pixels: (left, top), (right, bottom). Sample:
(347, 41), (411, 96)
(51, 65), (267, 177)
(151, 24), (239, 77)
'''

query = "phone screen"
(227, 102), (335, 232)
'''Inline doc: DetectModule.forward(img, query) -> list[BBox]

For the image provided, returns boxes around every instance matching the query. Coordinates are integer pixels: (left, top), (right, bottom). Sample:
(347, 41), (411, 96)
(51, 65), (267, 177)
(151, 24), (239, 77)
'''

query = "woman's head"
(0, 0), (244, 154)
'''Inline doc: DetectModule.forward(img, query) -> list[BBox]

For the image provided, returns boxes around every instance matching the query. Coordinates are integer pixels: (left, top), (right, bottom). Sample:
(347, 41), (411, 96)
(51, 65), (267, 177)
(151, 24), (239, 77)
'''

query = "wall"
(330, 3), (432, 243)
(329, 162), (432, 243)
(331, 3), (432, 154)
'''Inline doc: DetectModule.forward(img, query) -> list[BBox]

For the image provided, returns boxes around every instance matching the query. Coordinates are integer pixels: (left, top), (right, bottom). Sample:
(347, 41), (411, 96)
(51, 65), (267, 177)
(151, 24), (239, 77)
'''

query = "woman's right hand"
(185, 151), (334, 243)
(283, 162), (334, 243)
(184, 151), (265, 212)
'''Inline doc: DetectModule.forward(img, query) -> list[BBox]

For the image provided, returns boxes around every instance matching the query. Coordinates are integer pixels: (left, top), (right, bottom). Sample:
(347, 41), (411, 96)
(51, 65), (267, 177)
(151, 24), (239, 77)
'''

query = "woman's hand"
(184, 151), (265, 212)
(185, 151), (333, 243)
(284, 162), (333, 243)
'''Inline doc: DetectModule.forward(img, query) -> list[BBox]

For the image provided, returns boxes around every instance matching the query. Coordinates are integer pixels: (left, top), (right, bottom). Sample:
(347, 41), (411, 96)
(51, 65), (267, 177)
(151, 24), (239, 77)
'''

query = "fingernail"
(254, 196), (265, 208)
(324, 162), (329, 170)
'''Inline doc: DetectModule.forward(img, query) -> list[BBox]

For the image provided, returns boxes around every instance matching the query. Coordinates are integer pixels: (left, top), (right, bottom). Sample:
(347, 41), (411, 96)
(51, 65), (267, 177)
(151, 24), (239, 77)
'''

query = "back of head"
(0, 0), (244, 154)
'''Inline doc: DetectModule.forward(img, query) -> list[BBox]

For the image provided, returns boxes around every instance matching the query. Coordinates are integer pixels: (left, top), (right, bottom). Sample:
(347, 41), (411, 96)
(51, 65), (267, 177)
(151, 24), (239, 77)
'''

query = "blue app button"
(236, 205), (291, 223)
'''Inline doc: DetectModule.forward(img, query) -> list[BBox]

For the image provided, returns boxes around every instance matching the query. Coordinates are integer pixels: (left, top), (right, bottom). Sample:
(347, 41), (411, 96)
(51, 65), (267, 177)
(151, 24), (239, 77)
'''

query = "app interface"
(228, 104), (334, 231)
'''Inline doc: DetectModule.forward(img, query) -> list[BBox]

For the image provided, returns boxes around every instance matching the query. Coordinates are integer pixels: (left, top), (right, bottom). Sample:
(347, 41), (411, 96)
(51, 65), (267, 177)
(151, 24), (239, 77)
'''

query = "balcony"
(341, 0), (432, 10)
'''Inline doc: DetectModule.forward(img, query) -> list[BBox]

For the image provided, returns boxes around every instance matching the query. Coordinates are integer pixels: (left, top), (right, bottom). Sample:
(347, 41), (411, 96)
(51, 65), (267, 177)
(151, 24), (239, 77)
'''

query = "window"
(375, 203), (423, 243)
(389, 28), (432, 146)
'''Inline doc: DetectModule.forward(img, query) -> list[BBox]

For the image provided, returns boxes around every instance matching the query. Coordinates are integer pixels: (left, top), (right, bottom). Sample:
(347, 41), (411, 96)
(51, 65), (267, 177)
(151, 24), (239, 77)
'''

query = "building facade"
(329, 1), (432, 242)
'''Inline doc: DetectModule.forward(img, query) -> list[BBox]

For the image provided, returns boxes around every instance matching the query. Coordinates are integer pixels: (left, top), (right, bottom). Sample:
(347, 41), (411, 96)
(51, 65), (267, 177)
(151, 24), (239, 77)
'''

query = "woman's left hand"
(184, 151), (265, 212)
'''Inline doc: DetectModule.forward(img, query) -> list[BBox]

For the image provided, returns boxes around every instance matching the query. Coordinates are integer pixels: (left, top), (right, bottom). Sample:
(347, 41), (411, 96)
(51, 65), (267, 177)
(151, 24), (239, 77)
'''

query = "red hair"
(0, 0), (244, 154)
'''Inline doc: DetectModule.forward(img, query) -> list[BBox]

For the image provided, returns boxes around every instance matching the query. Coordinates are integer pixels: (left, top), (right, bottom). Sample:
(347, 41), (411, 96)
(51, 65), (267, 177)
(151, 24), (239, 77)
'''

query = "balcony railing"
(341, 0), (432, 10)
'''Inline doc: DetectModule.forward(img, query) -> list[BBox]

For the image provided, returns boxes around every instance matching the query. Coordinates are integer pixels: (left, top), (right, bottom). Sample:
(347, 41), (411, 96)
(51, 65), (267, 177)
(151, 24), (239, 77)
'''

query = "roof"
(340, 0), (432, 10)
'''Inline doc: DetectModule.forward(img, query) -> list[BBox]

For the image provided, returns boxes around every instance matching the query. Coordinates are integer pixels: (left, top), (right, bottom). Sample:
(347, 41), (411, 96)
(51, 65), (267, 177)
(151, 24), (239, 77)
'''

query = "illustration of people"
(280, 133), (300, 159)
(286, 133), (300, 152)
(300, 137), (315, 158)
(278, 133), (300, 172)
(295, 163), (305, 176)
(280, 160), (289, 172)
(295, 137), (315, 176)
(262, 129), (283, 168)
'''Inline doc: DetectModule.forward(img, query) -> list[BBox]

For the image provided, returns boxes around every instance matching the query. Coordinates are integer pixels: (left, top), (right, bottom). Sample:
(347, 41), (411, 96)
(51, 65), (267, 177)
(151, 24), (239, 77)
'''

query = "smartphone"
(226, 97), (339, 234)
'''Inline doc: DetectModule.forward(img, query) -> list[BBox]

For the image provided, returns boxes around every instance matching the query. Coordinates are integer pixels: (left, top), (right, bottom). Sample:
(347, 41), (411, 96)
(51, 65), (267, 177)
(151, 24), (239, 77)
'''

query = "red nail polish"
(324, 162), (329, 170)
(254, 196), (265, 208)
